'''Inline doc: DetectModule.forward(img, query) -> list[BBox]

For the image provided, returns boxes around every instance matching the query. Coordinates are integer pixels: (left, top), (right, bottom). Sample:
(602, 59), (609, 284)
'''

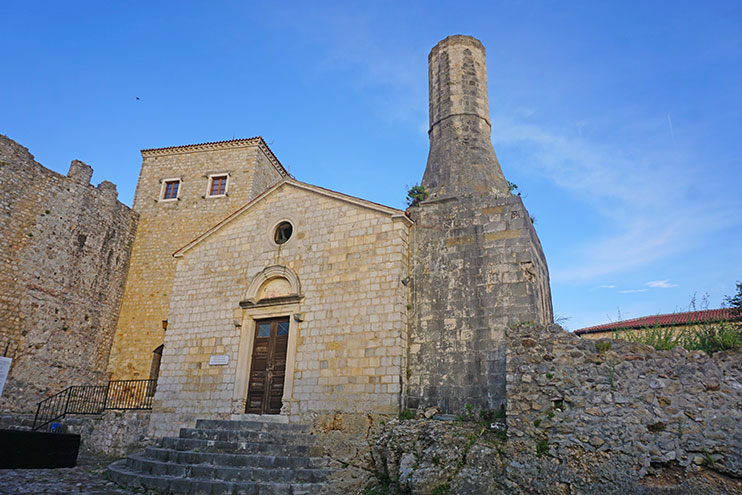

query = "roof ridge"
(284, 178), (406, 215)
(574, 308), (738, 335)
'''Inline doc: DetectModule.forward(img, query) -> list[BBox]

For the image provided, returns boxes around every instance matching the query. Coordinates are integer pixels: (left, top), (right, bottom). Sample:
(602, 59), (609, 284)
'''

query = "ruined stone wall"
(107, 139), (287, 380)
(0, 135), (137, 412)
(507, 324), (742, 478)
(148, 182), (412, 437)
(364, 325), (742, 494)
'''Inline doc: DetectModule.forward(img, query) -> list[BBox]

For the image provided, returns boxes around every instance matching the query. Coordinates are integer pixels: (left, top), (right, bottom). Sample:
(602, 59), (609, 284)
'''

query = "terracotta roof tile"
(574, 308), (740, 335)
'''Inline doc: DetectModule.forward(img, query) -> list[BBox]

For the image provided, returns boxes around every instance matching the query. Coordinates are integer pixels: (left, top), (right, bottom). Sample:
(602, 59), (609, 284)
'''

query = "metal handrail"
(32, 379), (157, 431)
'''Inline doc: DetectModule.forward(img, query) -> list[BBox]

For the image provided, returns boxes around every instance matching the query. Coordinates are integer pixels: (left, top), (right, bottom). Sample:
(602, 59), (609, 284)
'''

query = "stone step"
(144, 446), (331, 469)
(110, 459), (326, 495)
(126, 453), (335, 483)
(195, 419), (311, 434)
(161, 436), (311, 457)
(180, 427), (314, 445)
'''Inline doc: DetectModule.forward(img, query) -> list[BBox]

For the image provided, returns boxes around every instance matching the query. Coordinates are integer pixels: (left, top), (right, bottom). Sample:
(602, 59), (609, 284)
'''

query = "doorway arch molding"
(241, 265), (302, 307)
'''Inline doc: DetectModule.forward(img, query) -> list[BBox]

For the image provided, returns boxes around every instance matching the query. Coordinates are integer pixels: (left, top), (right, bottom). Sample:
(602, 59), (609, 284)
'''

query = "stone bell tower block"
(422, 35), (509, 198)
(406, 35), (553, 413)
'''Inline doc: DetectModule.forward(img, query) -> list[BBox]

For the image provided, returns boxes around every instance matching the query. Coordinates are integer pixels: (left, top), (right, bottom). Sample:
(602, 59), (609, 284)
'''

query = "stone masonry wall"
(407, 194), (552, 414)
(149, 182), (412, 437)
(507, 323), (742, 478)
(107, 139), (286, 380)
(63, 411), (153, 457)
(364, 325), (742, 494)
(0, 135), (137, 412)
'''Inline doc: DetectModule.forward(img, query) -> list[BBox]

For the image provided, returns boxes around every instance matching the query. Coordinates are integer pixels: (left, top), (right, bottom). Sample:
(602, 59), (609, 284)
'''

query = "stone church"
(1, 36), (552, 434)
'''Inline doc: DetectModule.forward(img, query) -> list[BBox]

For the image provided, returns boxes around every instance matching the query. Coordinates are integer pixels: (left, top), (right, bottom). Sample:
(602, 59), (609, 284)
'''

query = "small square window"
(209, 175), (228, 196)
(162, 180), (180, 200)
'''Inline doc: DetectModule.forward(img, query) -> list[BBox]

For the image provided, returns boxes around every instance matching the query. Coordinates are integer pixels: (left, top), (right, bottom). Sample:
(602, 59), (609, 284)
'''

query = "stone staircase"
(108, 418), (340, 494)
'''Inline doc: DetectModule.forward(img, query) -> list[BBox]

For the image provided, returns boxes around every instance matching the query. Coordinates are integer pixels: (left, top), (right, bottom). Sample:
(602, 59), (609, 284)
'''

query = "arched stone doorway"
(233, 265), (302, 416)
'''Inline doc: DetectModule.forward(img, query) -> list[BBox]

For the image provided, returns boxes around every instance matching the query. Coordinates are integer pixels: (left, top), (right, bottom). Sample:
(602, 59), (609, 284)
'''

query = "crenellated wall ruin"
(0, 135), (138, 412)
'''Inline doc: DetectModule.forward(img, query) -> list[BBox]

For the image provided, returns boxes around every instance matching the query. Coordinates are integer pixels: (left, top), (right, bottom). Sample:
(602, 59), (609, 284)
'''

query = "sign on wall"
(209, 355), (229, 366)
(0, 357), (11, 398)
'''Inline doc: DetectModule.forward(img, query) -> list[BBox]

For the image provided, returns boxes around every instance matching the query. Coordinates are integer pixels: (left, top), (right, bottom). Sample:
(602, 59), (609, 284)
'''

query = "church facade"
(104, 35), (553, 435)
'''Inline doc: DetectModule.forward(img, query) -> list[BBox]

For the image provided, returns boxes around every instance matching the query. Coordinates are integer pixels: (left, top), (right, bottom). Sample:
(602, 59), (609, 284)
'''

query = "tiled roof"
(574, 308), (740, 335)
(140, 137), (289, 177)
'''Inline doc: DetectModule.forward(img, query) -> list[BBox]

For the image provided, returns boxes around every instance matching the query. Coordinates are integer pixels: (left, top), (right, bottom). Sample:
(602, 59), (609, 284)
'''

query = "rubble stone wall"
(368, 324), (742, 494)
(0, 135), (138, 412)
(506, 323), (742, 478)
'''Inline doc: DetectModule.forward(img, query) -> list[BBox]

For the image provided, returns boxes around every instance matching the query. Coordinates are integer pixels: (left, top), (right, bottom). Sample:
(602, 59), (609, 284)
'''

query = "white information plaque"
(0, 357), (11, 398)
(209, 355), (229, 366)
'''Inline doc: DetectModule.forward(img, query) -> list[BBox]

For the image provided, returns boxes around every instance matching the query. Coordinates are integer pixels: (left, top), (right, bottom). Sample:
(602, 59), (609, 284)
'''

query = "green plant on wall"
(405, 184), (429, 207)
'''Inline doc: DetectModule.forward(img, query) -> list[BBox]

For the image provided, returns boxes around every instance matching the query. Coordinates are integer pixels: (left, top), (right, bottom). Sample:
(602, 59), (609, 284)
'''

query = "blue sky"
(3, 1), (741, 330)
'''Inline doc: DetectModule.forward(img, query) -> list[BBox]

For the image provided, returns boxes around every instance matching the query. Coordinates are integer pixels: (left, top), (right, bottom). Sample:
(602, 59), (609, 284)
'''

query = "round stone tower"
(422, 35), (509, 199)
(407, 35), (553, 415)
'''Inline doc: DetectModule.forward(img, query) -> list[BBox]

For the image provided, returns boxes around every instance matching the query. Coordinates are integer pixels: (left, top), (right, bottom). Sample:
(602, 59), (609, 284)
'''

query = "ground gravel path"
(0, 454), (140, 495)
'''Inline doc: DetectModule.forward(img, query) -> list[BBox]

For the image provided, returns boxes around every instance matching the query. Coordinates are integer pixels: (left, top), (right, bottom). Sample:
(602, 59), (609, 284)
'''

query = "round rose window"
(274, 221), (293, 244)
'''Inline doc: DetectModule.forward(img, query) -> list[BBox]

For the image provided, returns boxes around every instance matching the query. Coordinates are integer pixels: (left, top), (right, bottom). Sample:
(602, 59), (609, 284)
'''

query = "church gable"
(173, 179), (409, 258)
(150, 179), (412, 435)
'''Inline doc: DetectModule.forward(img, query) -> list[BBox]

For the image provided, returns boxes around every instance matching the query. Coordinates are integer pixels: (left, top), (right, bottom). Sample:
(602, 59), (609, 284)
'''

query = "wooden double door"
(245, 317), (289, 414)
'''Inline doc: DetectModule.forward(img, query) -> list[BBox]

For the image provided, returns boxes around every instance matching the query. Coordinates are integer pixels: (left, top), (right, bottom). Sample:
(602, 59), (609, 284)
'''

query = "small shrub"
(536, 439), (549, 457)
(684, 321), (741, 354)
(624, 326), (679, 351)
(647, 421), (666, 433)
(608, 362), (616, 390)
(398, 409), (415, 420)
(533, 419), (542, 428)
(545, 372), (554, 380)
(405, 184), (429, 207)
(363, 473), (393, 495)
(431, 483), (450, 495)
(479, 408), (495, 422)
(703, 448), (715, 467)
(622, 322), (741, 354)
(495, 405), (506, 419)
(507, 181), (519, 193)
(595, 341), (611, 353)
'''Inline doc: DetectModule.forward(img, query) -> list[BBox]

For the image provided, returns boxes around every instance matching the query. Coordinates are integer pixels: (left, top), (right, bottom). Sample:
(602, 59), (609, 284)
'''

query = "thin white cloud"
(494, 117), (742, 282)
(646, 280), (678, 289)
(595, 285), (616, 289)
(620, 289), (649, 294)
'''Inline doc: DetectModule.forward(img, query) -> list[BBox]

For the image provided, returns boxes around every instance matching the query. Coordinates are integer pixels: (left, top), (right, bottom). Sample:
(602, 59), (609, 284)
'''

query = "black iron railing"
(33, 379), (156, 431)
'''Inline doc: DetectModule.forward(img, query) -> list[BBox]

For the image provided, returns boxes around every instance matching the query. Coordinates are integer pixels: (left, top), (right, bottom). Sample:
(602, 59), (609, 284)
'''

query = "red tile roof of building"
(140, 136), (289, 176)
(574, 308), (740, 335)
